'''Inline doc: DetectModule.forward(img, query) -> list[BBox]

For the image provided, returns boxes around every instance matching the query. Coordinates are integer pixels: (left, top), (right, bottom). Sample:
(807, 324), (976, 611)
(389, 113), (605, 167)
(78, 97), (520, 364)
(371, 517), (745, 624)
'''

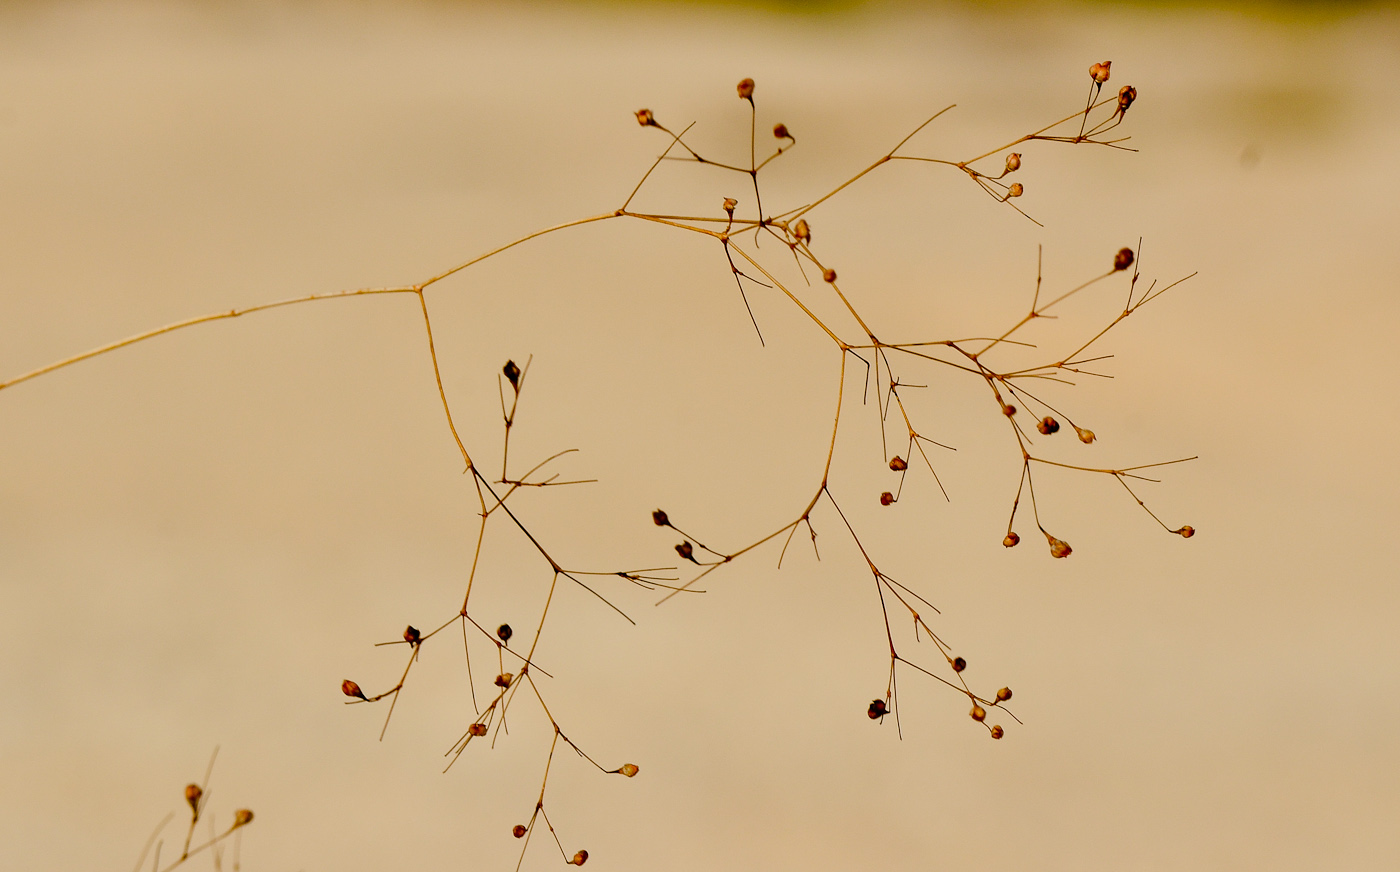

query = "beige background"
(2, 1), (1397, 870)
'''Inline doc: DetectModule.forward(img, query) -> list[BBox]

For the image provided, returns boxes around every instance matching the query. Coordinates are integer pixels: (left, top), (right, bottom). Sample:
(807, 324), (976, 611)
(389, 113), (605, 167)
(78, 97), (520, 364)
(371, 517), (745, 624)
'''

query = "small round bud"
(1002, 403), (1017, 417)
(618, 763), (640, 777)
(867, 699), (889, 719)
(721, 198), (737, 215)
(503, 359), (521, 387)
(1075, 426), (1096, 444)
(469, 722), (488, 737)
(403, 625), (420, 645)
(1003, 532), (1020, 548)
(990, 724), (1005, 739)
(1007, 182), (1024, 198)
(793, 219), (811, 243)
(494, 673), (514, 688)
(879, 491), (894, 506)
(822, 268), (837, 283)
(513, 824), (528, 839)
(1037, 416), (1060, 435)
(497, 624), (513, 644)
(233, 809), (254, 828)
(571, 850), (589, 866)
(342, 679), (366, 700)
(1090, 61), (1112, 84)
(737, 78), (755, 100)
(970, 704), (986, 722)
(952, 656), (967, 672)
(1049, 537), (1072, 559)
(1117, 85), (1137, 114)
(1177, 525), (1195, 538)
(634, 108), (655, 127)
(773, 123), (791, 140)
(996, 686), (1013, 702)
(1005, 152), (1021, 173)
(675, 541), (696, 562)
(652, 509), (670, 526)
(185, 784), (203, 814)
(1114, 247), (1135, 271)
(889, 456), (907, 471)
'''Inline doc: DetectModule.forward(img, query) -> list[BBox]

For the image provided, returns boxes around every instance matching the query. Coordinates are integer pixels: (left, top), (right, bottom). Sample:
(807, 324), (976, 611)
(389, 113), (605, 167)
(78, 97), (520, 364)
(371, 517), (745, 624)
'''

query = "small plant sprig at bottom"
(0, 62), (1196, 868)
(131, 749), (255, 872)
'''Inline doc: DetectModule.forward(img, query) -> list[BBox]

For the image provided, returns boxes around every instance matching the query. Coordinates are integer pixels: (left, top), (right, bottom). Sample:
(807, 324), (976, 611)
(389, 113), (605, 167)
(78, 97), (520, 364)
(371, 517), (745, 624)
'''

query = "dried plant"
(2, 62), (1195, 868)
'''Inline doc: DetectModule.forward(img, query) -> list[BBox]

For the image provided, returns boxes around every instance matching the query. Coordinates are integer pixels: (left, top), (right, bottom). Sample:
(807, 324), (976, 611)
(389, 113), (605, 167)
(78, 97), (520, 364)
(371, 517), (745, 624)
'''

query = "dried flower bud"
(185, 784), (203, 814)
(868, 699), (889, 719)
(1177, 525), (1196, 538)
(1007, 182), (1024, 198)
(879, 491), (894, 506)
(737, 78), (755, 100)
(996, 686), (1013, 702)
(342, 679), (366, 700)
(1075, 426), (1096, 444)
(970, 704), (987, 722)
(1002, 532), (1020, 548)
(497, 624), (513, 644)
(469, 722), (488, 737)
(1114, 247), (1135, 271)
(1117, 85), (1137, 114)
(990, 724), (1005, 739)
(1037, 416), (1060, 435)
(652, 509), (670, 526)
(721, 198), (737, 215)
(773, 122), (791, 140)
(571, 850), (589, 866)
(513, 824), (528, 839)
(634, 108), (655, 127)
(1090, 61), (1112, 84)
(675, 541), (696, 563)
(1002, 403), (1017, 417)
(1049, 537), (1072, 559)
(889, 456), (907, 471)
(952, 656), (967, 672)
(233, 809), (254, 828)
(503, 359), (521, 388)
(1005, 152), (1021, 173)
(618, 763), (640, 778)
(822, 268), (837, 283)
(793, 219), (811, 243)
(495, 673), (513, 688)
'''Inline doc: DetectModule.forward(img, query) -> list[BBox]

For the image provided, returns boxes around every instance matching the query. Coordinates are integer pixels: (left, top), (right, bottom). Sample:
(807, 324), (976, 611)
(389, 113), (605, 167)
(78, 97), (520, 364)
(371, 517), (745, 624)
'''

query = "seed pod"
(996, 686), (1013, 702)
(868, 699), (889, 719)
(721, 198), (737, 215)
(952, 657), (967, 672)
(1005, 152), (1021, 173)
(889, 456), (907, 471)
(497, 624), (513, 644)
(618, 763), (640, 777)
(970, 704), (987, 722)
(1117, 85), (1137, 114)
(793, 219), (811, 243)
(1002, 403), (1017, 417)
(513, 824), (528, 839)
(503, 359), (521, 388)
(823, 268), (837, 283)
(1090, 61), (1112, 84)
(469, 722), (488, 737)
(495, 673), (513, 688)
(1003, 532), (1020, 548)
(652, 509), (670, 526)
(1007, 183), (1023, 198)
(634, 108), (655, 127)
(185, 784), (203, 814)
(737, 78), (755, 100)
(342, 679), (366, 700)
(879, 491), (894, 506)
(1037, 416), (1060, 435)
(1114, 247), (1135, 271)
(403, 625), (420, 645)
(1075, 426), (1096, 444)
(675, 541), (696, 563)
(990, 724), (1005, 739)
(233, 809), (254, 828)
(773, 122), (791, 140)
(1177, 526), (1196, 538)
(1049, 537), (1072, 559)
(572, 850), (590, 866)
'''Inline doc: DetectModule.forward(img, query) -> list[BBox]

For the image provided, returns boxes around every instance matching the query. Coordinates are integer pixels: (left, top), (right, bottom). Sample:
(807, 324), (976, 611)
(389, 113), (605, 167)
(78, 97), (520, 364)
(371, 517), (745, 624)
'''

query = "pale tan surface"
(1, 2), (1397, 870)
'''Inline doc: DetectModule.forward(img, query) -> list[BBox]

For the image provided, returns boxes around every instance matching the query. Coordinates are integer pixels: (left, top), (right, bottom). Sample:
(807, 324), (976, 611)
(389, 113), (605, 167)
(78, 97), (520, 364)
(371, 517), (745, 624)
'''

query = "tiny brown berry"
(469, 722), (488, 737)
(1003, 532), (1020, 548)
(403, 625), (420, 645)
(990, 724), (1005, 739)
(823, 268), (837, 283)
(675, 541), (696, 563)
(512, 824), (528, 839)
(970, 704), (987, 722)
(1177, 525), (1196, 538)
(1037, 416), (1060, 435)
(342, 679), (366, 700)
(618, 763), (640, 777)
(952, 656), (967, 672)
(868, 699), (889, 719)
(1114, 247), (1135, 271)
(889, 456), (907, 471)
(497, 624), (513, 644)
(996, 686), (1013, 702)
(879, 491), (894, 506)
(1117, 85), (1137, 114)
(1002, 404), (1017, 417)
(1007, 182), (1024, 198)
(184, 784), (203, 814)
(793, 219), (811, 243)
(634, 108), (655, 127)
(572, 850), (590, 866)
(1075, 426), (1096, 444)
(494, 673), (513, 688)
(1005, 152), (1021, 173)
(773, 122), (791, 140)
(233, 809), (254, 828)
(1049, 537), (1072, 559)
(737, 78), (755, 100)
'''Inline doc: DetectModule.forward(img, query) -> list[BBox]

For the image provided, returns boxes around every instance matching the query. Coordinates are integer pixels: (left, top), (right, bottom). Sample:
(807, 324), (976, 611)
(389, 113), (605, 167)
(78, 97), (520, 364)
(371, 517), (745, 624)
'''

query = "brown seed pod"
(634, 108), (655, 127)
(1002, 403), (1017, 417)
(1114, 247), (1135, 271)
(233, 809), (254, 828)
(970, 704), (987, 722)
(868, 699), (889, 719)
(1177, 525), (1196, 538)
(503, 359), (521, 388)
(1049, 537), (1073, 559)
(1117, 85), (1137, 114)
(403, 625), (420, 645)
(773, 122), (791, 140)
(1075, 426), (1096, 444)
(341, 679), (366, 700)
(737, 78), (755, 100)
(513, 824), (528, 839)
(1037, 416), (1060, 435)
(990, 724), (1005, 740)
(675, 541), (696, 562)
(1005, 152), (1021, 173)
(618, 763), (640, 777)
(996, 686), (1013, 702)
(652, 509), (670, 526)
(952, 656), (967, 672)
(1003, 532), (1020, 548)
(494, 673), (513, 688)
(1007, 182), (1024, 198)
(469, 722), (488, 737)
(793, 219), (811, 243)
(822, 268), (837, 283)
(879, 491), (895, 506)
(572, 850), (590, 866)
(721, 198), (737, 215)
(497, 624), (513, 644)
(184, 784), (203, 814)
(1090, 60), (1112, 84)
(889, 456), (907, 471)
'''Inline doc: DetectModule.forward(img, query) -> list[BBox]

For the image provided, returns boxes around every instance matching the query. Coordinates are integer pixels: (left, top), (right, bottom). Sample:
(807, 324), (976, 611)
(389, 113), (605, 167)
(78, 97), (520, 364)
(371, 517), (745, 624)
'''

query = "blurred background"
(1, 1), (1397, 870)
